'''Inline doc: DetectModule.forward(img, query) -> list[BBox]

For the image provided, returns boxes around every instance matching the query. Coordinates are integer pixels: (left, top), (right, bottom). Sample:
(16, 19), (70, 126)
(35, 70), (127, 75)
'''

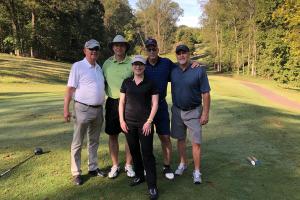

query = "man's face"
(146, 45), (159, 60)
(84, 46), (100, 62)
(176, 51), (190, 65)
(132, 62), (145, 76)
(112, 43), (127, 57)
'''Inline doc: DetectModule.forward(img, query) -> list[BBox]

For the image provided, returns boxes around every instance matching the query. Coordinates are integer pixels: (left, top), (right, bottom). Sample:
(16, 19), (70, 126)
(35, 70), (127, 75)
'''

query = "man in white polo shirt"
(64, 39), (106, 185)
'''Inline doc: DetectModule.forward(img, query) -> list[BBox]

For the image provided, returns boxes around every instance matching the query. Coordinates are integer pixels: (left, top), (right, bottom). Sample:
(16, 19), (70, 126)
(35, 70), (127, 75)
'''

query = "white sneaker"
(193, 170), (202, 184)
(108, 165), (120, 179)
(163, 166), (175, 180)
(175, 163), (187, 176)
(125, 165), (135, 178)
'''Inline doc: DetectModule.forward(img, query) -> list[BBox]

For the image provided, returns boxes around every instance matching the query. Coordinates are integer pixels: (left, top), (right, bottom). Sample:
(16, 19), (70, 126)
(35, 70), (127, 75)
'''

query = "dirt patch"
(241, 82), (300, 111)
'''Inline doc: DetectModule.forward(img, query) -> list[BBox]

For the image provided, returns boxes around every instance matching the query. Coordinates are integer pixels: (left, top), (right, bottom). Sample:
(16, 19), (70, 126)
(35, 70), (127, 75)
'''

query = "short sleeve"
(120, 79), (127, 93)
(150, 80), (159, 95)
(67, 63), (79, 88)
(199, 67), (211, 93)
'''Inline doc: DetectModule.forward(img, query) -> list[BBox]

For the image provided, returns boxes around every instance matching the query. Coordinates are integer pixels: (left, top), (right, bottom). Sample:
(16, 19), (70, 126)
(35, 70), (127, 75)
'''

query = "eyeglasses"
(147, 48), (157, 52)
(88, 47), (100, 51)
(132, 62), (145, 66)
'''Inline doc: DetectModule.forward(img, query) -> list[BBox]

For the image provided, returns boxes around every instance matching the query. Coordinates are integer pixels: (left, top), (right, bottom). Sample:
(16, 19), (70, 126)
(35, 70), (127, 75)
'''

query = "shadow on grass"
(0, 92), (48, 97)
(0, 98), (299, 199)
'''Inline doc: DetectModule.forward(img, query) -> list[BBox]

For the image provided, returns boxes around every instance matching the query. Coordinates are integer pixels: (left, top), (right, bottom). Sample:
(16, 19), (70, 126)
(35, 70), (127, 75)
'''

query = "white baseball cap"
(131, 55), (146, 65)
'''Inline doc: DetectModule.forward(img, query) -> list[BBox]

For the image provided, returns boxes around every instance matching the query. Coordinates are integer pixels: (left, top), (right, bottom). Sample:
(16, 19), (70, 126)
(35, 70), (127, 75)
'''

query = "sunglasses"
(88, 47), (100, 51)
(147, 48), (157, 52)
(176, 51), (188, 55)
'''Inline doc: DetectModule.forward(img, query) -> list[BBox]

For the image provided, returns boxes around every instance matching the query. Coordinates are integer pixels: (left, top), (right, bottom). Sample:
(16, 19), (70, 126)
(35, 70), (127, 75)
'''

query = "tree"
(136, 0), (183, 52)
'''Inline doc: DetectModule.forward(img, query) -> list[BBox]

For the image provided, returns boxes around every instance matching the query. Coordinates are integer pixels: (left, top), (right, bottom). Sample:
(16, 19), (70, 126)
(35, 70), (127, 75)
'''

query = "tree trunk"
(215, 19), (219, 71)
(30, 9), (35, 57)
(234, 23), (239, 75)
(242, 43), (245, 74)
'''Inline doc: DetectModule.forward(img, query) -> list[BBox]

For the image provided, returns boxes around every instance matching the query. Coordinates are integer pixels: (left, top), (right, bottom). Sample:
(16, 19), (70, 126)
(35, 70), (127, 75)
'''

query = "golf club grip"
(0, 169), (11, 177)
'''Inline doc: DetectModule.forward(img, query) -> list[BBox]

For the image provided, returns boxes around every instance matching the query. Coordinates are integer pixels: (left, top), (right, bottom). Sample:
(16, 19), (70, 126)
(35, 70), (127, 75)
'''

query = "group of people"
(64, 35), (211, 200)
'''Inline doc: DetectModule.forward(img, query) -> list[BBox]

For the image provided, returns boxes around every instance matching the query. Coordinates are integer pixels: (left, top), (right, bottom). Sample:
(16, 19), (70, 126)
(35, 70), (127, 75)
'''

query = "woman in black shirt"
(119, 55), (159, 200)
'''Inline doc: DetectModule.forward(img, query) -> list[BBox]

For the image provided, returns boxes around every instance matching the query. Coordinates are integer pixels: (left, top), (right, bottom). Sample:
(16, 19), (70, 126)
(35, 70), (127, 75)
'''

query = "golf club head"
(34, 147), (43, 155)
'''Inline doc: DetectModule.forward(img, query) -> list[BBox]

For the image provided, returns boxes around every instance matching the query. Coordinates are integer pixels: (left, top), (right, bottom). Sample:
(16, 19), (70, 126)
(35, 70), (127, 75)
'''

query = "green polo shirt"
(103, 56), (132, 99)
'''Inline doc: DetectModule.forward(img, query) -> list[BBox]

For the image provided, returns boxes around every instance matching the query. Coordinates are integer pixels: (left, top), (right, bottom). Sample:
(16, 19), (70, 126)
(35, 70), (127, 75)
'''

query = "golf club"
(0, 147), (44, 178)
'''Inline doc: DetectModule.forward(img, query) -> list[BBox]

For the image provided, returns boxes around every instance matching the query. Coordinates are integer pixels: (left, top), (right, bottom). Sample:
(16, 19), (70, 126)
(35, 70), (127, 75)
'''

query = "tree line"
(201, 0), (300, 87)
(0, 0), (194, 62)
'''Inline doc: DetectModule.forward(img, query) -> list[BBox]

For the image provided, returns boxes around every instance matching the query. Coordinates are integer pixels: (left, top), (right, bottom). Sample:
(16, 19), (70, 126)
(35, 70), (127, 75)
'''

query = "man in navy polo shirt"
(144, 39), (200, 180)
(170, 44), (211, 184)
(144, 38), (176, 180)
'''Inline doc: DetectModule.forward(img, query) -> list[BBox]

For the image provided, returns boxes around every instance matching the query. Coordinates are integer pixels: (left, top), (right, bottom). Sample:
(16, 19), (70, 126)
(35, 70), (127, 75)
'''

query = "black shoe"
(130, 177), (145, 186)
(73, 175), (83, 185)
(149, 188), (159, 200)
(88, 168), (107, 177)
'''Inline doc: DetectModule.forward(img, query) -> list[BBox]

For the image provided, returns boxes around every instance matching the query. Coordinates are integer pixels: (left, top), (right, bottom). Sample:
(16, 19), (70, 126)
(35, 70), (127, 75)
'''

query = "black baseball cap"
(175, 44), (190, 54)
(145, 38), (157, 47)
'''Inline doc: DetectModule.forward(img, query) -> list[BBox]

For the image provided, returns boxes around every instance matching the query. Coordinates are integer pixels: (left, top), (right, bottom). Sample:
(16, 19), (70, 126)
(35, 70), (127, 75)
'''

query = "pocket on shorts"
(181, 106), (201, 121)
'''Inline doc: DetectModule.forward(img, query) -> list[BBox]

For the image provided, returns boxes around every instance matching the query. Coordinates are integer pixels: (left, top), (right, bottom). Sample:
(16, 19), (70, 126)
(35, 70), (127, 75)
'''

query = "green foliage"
(202, 0), (300, 87)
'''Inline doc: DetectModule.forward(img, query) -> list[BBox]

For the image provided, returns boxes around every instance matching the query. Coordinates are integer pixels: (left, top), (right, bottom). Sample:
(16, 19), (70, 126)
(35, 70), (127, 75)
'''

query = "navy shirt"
(120, 77), (159, 124)
(171, 65), (211, 110)
(144, 57), (176, 102)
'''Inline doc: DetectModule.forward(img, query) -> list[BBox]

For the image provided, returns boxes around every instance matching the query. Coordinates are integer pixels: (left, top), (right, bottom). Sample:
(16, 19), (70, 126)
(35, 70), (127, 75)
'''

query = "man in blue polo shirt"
(170, 44), (211, 184)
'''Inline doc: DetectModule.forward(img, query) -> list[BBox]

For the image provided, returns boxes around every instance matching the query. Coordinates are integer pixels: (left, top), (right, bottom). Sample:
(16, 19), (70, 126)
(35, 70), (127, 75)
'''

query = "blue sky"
(128, 0), (204, 28)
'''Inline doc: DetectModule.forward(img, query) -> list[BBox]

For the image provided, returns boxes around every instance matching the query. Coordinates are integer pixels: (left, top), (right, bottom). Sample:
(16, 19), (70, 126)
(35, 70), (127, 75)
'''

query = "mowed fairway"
(0, 54), (299, 200)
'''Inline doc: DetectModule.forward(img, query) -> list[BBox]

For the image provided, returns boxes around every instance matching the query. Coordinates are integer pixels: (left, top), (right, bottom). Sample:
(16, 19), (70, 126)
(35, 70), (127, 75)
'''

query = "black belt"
(176, 105), (199, 111)
(75, 101), (102, 108)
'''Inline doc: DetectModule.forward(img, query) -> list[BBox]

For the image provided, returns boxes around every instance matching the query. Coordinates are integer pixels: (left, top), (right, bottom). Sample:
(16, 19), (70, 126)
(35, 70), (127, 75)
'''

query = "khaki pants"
(71, 102), (103, 176)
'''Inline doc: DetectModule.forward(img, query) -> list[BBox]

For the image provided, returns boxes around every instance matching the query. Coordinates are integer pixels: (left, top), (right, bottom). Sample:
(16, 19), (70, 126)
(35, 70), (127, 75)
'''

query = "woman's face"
(132, 62), (145, 76)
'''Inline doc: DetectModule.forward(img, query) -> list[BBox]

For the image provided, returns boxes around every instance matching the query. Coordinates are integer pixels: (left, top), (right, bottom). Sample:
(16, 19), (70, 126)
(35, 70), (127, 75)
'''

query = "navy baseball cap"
(145, 38), (157, 47)
(175, 44), (190, 54)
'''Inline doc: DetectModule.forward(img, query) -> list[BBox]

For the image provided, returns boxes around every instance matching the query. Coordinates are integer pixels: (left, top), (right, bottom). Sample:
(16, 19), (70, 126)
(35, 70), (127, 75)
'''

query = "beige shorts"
(171, 105), (202, 144)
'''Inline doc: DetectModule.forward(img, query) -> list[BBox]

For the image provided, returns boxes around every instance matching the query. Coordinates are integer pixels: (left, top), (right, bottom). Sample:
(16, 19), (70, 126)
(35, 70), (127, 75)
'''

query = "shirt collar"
(112, 55), (131, 64)
(146, 56), (161, 67)
(83, 57), (98, 68)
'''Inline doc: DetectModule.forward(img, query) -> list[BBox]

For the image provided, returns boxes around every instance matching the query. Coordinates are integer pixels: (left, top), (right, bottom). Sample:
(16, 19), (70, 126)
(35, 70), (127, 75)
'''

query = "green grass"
(0, 53), (300, 199)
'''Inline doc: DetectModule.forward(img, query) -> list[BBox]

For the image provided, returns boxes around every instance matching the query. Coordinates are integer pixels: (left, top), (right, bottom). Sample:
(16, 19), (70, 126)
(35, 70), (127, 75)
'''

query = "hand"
(191, 61), (202, 68)
(142, 122), (152, 136)
(200, 114), (209, 125)
(120, 121), (129, 133)
(64, 110), (71, 122)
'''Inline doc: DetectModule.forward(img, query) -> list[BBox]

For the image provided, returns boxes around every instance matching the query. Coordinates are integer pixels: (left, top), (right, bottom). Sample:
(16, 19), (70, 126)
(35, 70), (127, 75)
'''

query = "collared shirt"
(171, 64), (211, 110)
(120, 77), (159, 124)
(102, 56), (132, 99)
(67, 58), (105, 105)
(145, 57), (176, 102)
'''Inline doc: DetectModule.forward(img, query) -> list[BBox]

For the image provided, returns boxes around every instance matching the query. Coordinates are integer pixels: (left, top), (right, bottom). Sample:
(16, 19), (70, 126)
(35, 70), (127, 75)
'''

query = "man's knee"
(109, 134), (119, 142)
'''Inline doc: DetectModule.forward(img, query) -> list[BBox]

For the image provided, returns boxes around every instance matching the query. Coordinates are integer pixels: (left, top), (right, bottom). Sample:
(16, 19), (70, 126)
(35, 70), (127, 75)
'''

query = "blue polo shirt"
(171, 64), (210, 110)
(144, 57), (176, 102)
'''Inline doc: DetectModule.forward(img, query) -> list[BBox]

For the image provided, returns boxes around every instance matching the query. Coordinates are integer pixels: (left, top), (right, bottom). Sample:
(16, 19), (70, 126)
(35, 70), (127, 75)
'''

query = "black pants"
(125, 123), (157, 189)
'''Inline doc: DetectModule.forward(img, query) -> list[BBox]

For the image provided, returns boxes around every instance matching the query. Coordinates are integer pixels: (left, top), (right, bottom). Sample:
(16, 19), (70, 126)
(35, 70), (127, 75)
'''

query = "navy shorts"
(153, 100), (171, 135)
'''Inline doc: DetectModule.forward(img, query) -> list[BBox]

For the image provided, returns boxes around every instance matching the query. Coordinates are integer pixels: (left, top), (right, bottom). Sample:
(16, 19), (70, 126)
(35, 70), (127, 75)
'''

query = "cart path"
(241, 81), (300, 111)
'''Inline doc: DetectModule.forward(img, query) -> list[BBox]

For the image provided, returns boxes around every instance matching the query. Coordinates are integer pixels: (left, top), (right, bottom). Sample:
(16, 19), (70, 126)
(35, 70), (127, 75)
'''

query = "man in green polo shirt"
(102, 35), (135, 179)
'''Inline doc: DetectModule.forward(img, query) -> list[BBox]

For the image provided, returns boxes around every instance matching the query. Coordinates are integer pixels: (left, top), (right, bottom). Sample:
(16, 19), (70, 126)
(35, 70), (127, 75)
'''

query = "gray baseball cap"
(84, 39), (100, 49)
(131, 55), (146, 65)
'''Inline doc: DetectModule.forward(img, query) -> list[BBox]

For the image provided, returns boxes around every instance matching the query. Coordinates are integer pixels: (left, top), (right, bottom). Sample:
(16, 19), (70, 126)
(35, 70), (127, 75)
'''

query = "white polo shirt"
(67, 58), (105, 105)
